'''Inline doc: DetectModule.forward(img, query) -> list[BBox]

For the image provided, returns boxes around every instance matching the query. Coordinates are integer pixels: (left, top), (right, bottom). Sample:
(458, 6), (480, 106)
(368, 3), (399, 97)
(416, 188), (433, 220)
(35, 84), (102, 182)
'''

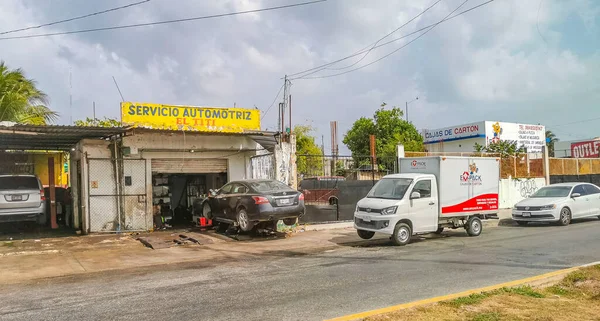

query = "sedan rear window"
(0, 176), (39, 190)
(249, 181), (293, 192)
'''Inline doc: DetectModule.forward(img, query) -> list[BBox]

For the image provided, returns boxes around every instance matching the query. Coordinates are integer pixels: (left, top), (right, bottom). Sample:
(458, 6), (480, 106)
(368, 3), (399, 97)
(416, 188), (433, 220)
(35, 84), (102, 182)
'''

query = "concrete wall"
(498, 177), (546, 209)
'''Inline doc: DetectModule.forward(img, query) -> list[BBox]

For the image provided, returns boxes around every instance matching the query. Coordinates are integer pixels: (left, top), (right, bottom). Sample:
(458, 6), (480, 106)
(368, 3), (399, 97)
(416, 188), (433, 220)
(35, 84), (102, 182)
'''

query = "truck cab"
(354, 173), (440, 245)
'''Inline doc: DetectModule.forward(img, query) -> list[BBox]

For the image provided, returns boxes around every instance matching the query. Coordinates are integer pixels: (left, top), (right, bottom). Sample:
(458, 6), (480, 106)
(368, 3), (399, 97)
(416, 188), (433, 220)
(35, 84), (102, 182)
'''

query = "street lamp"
(405, 97), (418, 122)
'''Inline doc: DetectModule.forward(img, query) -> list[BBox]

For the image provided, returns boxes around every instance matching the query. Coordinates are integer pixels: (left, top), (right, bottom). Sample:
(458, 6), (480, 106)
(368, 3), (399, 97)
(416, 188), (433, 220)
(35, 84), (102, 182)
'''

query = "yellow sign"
(121, 102), (260, 133)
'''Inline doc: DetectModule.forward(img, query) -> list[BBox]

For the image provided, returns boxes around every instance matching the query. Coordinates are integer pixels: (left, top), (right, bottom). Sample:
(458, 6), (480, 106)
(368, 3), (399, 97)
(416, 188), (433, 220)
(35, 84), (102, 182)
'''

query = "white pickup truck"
(354, 156), (500, 245)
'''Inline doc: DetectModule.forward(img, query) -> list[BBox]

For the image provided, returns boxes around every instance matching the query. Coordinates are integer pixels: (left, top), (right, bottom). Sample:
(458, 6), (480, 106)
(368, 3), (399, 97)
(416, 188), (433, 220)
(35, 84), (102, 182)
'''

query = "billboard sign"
(571, 140), (600, 158)
(121, 102), (260, 133)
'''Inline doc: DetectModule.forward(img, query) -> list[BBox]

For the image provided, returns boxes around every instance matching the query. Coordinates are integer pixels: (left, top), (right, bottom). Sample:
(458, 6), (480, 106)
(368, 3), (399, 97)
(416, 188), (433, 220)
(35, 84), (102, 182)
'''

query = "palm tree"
(546, 130), (559, 157)
(0, 61), (58, 125)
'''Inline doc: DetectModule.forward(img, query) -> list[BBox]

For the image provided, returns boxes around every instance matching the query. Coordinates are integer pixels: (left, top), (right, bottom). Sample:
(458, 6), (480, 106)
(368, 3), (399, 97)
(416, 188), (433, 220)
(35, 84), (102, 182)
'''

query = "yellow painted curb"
(326, 265), (584, 321)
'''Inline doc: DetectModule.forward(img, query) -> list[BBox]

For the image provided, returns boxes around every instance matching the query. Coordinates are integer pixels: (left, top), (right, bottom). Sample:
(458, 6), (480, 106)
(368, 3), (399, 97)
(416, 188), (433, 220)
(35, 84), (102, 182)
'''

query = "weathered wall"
(498, 178), (546, 208)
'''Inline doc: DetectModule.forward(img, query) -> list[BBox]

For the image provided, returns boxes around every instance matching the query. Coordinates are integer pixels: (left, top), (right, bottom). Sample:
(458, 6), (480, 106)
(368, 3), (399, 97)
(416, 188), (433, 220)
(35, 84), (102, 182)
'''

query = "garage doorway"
(151, 158), (227, 228)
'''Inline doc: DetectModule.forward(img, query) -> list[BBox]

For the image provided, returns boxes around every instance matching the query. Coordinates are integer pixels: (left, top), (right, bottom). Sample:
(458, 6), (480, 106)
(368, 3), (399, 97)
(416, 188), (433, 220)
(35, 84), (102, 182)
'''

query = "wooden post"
(48, 157), (58, 229)
(370, 135), (376, 185)
(542, 145), (550, 185)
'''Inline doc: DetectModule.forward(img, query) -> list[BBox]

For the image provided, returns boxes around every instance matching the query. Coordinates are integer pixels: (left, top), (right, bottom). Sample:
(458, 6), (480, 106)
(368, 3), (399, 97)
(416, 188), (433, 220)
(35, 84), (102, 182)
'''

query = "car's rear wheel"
(357, 229), (375, 240)
(557, 207), (571, 226)
(392, 223), (412, 246)
(283, 218), (297, 226)
(516, 221), (528, 226)
(236, 208), (254, 232)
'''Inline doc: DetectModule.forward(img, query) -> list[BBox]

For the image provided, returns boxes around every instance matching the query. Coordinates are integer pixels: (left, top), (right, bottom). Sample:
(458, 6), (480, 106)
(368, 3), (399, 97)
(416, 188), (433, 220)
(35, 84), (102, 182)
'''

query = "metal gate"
(88, 158), (148, 232)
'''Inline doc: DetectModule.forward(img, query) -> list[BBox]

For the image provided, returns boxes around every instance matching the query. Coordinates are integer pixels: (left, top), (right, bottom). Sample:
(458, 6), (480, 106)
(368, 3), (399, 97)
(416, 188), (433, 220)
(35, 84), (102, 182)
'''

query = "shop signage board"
(121, 102), (261, 133)
(571, 140), (600, 158)
(422, 121), (485, 143)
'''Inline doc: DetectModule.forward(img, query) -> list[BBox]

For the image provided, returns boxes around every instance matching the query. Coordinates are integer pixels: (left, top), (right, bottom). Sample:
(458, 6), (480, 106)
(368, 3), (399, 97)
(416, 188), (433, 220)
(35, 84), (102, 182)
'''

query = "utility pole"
(405, 97), (419, 122)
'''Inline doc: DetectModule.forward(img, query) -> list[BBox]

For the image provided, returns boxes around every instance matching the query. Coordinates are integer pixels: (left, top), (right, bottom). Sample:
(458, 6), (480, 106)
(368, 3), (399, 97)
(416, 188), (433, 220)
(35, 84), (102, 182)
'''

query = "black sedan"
(202, 180), (305, 232)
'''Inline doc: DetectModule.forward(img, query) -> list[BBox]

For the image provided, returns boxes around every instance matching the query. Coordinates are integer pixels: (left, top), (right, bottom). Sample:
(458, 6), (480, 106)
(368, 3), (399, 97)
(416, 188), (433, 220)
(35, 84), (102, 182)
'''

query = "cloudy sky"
(1, 0), (599, 154)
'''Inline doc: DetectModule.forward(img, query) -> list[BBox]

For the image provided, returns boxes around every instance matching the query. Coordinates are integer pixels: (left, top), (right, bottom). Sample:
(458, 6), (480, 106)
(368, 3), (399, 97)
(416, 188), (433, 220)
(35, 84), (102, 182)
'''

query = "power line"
(324, 0), (442, 71)
(292, 0), (472, 80)
(288, 0), (495, 79)
(261, 83), (285, 120)
(0, 0), (151, 35)
(0, 0), (327, 41)
(547, 116), (600, 128)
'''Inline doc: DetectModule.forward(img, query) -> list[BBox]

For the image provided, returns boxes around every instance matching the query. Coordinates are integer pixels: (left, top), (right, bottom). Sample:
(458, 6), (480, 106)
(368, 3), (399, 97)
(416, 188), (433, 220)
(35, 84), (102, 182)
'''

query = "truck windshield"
(367, 178), (413, 200)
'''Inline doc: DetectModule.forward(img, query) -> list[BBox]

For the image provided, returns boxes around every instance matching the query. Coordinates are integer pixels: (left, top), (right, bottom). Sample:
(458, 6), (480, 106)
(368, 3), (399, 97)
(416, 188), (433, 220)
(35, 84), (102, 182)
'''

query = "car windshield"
(0, 176), (39, 190)
(249, 180), (294, 193)
(530, 186), (572, 198)
(367, 178), (413, 200)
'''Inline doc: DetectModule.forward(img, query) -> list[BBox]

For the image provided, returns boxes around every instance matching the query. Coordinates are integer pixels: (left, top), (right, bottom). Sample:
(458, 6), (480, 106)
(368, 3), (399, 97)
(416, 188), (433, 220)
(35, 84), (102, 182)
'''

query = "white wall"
(499, 178), (546, 209)
(425, 138), (485, 153)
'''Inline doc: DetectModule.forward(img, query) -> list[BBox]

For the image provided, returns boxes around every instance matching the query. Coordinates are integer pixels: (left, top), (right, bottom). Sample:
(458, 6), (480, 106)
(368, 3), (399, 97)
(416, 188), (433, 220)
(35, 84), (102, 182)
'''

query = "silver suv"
(0, 175), (46, 225)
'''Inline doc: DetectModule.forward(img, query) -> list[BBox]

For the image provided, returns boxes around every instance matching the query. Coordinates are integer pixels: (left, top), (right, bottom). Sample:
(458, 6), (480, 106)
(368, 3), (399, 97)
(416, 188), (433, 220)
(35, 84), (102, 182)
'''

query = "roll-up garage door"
(151, 158), (227, 173)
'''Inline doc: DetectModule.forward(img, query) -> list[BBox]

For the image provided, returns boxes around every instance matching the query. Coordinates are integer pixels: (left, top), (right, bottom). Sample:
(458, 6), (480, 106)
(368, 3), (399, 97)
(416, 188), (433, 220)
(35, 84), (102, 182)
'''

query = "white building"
(422, 121), (546, 154)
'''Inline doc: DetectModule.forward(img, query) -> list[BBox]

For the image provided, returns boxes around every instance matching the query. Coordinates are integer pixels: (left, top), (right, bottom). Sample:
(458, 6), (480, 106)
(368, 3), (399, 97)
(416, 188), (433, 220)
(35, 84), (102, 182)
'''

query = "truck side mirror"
(410, 191), (421, 199)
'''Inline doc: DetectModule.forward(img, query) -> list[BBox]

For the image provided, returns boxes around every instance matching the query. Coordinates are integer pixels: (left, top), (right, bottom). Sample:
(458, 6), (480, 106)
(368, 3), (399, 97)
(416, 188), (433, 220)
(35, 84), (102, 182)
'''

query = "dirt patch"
(366, 265), (600, 321)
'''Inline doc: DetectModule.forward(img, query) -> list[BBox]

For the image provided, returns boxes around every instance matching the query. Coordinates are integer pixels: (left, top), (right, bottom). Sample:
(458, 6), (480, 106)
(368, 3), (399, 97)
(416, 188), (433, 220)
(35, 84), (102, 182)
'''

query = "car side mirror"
(571, 193), (581, 198)
(410, 191), (421, 199)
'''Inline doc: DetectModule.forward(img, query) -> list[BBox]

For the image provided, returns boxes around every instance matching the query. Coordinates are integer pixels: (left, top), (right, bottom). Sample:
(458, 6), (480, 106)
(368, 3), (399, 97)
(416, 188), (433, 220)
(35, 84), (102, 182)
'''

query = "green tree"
(474, 140), (525, 157)
(74, 117), (122, 127)
(0, 61), (58, 125)
(343, 103), (424, 161)
(546, 130), (559, 157)
(295, 125), (324, 177)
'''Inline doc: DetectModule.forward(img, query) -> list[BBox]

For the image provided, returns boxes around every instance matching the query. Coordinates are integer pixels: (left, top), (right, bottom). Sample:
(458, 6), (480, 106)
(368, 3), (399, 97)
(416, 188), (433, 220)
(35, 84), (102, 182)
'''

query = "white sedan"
(512, 182), (600, 226)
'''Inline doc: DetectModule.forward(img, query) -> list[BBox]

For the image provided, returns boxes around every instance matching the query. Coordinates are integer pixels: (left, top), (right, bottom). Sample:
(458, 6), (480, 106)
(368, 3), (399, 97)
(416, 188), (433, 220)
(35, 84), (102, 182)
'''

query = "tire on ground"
(466, 217), (483, 237)
(557, 207), (571, 226)
(392, 222), (412, 246)
(357, 229), (375, 240)
(434, 226), (444, 234)
(283, 217), (297, 226)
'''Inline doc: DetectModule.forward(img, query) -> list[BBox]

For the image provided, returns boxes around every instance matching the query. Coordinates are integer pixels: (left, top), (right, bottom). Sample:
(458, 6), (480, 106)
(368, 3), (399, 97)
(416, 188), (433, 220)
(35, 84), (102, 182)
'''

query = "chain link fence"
(88, 158), (148, 232)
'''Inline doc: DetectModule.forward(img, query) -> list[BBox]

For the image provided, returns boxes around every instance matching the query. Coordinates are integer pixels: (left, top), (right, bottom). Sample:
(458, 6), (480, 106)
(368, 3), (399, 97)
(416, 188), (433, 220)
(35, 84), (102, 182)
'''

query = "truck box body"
(399, 156), (500, 217)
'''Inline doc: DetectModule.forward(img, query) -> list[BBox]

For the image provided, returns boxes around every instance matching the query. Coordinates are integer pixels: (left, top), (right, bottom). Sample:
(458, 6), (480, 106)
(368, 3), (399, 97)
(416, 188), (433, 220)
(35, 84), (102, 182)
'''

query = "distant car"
(0, 175), (46, 225)
(202, 179), (305, 232)
(512, 182), (600, 226)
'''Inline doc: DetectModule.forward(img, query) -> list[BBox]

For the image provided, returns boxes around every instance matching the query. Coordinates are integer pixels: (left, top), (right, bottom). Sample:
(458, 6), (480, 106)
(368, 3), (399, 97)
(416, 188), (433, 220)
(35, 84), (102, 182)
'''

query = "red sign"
(571, 141), (600, 158)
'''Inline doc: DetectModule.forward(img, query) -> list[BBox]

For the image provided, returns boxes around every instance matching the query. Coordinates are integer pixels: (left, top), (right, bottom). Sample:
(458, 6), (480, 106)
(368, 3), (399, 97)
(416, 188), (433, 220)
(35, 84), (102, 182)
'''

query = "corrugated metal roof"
(0, 124), (128, 150)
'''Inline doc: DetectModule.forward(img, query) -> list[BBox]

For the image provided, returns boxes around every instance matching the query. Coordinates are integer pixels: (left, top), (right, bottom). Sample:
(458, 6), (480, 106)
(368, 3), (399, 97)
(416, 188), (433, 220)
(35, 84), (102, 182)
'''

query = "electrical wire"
(292, 0), (471, 80)
(261, 83), (285, 121)
(547, 116), (600, 128)
(0, 0), (152, 35)
(324, 0), (442, 71)
(288, 0), (495, 79)
(0, 0), (327, 41)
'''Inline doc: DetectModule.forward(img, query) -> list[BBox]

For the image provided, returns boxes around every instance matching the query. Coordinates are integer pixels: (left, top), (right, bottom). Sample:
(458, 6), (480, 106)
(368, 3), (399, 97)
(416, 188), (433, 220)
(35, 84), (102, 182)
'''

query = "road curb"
(326, 261), (600, 321)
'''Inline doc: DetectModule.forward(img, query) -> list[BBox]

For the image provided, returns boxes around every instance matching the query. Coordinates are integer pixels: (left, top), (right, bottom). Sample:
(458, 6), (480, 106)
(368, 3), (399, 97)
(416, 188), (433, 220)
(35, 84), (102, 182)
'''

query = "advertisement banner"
(121, 102), (260, 133)
(485, 122), (545, 153)
(571, 140), (600, 158)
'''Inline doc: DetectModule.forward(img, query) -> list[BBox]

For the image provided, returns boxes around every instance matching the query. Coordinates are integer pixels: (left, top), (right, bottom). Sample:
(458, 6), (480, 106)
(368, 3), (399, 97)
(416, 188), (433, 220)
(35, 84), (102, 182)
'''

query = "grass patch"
(470, 312), (503, 321)
(366, 265), (600, 321)
(498, 285), (545, 298)
(546, 285), (572, 296)
(562, 270), (588, 284)
(2, 241), (14, 247)
(443, 293), (491, 307)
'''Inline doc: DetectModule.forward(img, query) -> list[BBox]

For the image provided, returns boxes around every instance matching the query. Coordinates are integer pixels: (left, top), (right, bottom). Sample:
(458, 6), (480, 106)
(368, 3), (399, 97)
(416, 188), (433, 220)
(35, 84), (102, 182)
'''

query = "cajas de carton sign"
(121, 102), (260, 133)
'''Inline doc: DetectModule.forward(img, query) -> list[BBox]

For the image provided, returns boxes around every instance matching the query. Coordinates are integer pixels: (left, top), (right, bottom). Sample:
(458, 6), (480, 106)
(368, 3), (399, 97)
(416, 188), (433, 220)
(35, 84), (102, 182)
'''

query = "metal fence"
(88, 158), (148, 232)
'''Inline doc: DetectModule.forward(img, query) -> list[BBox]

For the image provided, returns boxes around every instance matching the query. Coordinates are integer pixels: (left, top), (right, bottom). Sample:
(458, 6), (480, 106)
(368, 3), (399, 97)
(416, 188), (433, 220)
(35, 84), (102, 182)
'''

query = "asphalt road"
(1, 220), (600, 321)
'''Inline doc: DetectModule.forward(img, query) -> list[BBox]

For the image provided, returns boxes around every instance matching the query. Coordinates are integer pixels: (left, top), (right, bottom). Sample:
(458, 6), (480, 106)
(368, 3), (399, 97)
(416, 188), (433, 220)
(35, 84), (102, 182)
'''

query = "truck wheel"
(434, 226), (444, 234)
(236, 208), (254, 232)
(466, 217), (482, 237)
(392, 223), (412, 246)
(357, 229), (375, 240)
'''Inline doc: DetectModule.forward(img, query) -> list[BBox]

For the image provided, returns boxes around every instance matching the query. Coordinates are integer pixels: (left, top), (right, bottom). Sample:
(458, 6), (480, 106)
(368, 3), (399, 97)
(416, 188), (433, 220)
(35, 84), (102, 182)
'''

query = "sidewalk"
(0, 209), (514, 284)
